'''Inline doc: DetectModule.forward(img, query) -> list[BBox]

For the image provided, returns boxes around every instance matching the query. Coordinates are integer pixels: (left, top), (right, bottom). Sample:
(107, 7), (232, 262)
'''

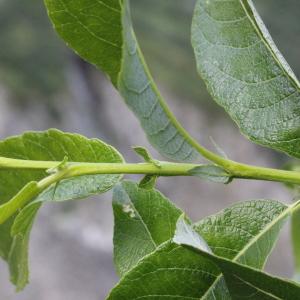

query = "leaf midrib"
(239, 0), (300, 90)
(124, 188), (158, 249)
(117, 1), (203, 161)
(232, 274), (282, 300)
(200, 204), (290, 299)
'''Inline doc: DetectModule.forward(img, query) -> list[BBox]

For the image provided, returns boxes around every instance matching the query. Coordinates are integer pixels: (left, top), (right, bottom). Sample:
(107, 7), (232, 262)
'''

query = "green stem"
(1, 155), (300, 225)
(0, 166), (71, 224)
(0, 156), (300, 185)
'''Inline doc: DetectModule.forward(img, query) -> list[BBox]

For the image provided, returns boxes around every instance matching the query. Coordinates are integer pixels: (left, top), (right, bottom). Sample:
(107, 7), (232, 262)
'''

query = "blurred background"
(0, 0), (299, 299)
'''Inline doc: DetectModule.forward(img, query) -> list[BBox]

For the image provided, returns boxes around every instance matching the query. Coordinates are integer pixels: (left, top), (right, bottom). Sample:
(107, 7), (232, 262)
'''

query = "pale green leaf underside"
(44, 0), (201, 162)
(192, 0), (300, 158)
(175, 218), (300, 300)
(108, 199), (287, 299)
(188, 164), (232, 184)
(112, 181), (183, 276)
(0, 129), (123, 290)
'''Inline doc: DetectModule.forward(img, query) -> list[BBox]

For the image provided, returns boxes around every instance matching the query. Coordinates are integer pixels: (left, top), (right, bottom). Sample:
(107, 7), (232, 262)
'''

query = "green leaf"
(8, 204), (40, 291)
(193, 199), (291, 298)
(0, 182), (39, 224)
(192, 0), (300, 158)
(44, 0), (202, 162)
(218, 260), (300, 299)
(112, 181), (183, 276)
(292, 209), (300, 281)
(188, 164), (232, 184)
(174, 216), (300, 300)
(194, 199), (288, 268)
(133, 146), (161, 168)
(138, 175), (158, 190)
(173, 214), (212, 254)
(0, 129), (123, 290)
(108, 240), (222, 300)
(108, 199), (288, 299)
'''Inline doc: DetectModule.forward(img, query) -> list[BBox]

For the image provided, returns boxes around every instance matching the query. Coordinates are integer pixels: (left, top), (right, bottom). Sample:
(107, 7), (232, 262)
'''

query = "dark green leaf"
(45, 0), (123, 86)
(192, 0), (300, 158)
(0, 129), (123, 290)
(175, 216), (300, 300)
(217, 259), (300, 299)
(112, 181), (182, 276)
(108, 199), (287, 299)
(44, 0), (202, 162)
(292, 209), (300, 281)
(108, 240), (222, 300)
(138, 175), (158, 190)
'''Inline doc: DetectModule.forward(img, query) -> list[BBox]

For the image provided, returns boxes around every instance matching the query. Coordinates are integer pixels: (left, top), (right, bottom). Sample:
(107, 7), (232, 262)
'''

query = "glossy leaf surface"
(108, 199), (287, 299)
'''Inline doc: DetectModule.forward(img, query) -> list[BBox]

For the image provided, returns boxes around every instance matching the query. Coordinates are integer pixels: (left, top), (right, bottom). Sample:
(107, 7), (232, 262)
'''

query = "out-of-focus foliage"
(0, 0), (66, 99)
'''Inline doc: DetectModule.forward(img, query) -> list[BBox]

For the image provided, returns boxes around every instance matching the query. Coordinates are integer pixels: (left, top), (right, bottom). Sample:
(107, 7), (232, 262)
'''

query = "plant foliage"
(0, 0), (299, 299)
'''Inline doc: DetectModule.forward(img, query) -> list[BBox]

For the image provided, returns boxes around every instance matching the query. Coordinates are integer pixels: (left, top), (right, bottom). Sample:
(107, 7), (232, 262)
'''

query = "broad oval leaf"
(192, 0), (300, 158)
(108, 199), (288, 299)
(175, 217), (300, 300)
(0, 129), (123, 290)
(44, 0), (201, 162)
(113, 181), (183, 276)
